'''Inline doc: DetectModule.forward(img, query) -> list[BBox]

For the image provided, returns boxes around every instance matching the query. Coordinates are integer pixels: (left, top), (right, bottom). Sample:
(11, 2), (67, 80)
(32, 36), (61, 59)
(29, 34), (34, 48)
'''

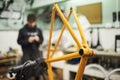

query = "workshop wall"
(0, 0), (118, 30)
(33, 0), (119, 30)
(0, 0), (119, 53)
(64, 0), (118, 25)
(0, 31), (21, 53)
(0, 29), (120, 54)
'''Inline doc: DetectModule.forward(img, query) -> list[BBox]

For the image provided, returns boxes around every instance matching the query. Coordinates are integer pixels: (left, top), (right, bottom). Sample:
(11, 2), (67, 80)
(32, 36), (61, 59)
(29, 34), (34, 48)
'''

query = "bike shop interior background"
(0, 0), (120, 80)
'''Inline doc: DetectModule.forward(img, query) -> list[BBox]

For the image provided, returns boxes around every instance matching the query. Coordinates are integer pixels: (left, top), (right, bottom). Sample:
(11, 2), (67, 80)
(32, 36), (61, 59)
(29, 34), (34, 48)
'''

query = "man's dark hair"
(27, 14), (36, 22)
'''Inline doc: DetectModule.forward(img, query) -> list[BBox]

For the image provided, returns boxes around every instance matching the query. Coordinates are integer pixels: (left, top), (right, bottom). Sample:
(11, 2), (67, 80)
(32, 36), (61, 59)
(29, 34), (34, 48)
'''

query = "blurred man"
(17, 14), (44, 80)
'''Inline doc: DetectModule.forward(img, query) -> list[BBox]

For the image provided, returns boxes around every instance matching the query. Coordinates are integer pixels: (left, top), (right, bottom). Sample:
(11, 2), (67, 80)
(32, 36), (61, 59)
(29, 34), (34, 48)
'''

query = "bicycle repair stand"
(9, 58), (47, 80)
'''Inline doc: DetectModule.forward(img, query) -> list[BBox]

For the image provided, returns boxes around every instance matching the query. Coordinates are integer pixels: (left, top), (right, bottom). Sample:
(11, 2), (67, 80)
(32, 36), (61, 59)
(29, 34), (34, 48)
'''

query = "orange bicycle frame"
(45, 3), (94, 80)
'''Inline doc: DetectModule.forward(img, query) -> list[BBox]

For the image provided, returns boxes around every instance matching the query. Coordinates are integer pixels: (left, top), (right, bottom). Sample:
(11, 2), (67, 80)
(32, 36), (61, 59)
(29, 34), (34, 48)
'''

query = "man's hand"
(28, 36), (35, 43)
(28, 36), (40, 43)
(34, 36), (40, 42)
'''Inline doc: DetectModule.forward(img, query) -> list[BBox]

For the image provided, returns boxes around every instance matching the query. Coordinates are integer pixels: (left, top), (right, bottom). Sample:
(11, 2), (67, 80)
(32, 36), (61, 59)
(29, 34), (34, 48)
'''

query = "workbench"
(42, 48), (120, 80)
(0, 55), (17, 64)
(0, 55), (18, 78)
